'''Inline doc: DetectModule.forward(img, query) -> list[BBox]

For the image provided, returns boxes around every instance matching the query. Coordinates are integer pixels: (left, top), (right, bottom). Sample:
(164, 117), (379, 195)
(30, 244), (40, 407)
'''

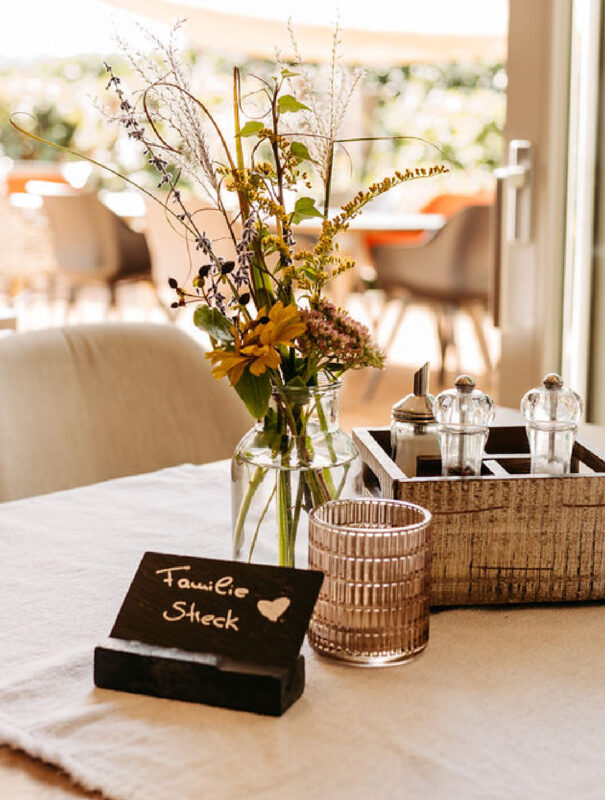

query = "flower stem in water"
(233, 465), (267, 557)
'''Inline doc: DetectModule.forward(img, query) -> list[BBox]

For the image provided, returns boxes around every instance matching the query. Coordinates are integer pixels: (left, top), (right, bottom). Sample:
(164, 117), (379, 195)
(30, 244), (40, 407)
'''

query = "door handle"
(492, 140), (533, 326)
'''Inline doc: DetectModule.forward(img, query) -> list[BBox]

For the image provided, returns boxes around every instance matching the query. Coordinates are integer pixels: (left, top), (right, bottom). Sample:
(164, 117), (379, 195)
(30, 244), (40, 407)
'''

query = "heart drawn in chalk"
(257, 597), (291, 622)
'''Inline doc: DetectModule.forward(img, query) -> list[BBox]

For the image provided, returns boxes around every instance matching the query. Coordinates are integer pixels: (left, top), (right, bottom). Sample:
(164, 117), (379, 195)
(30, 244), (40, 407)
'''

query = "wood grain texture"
(353, 426), (605, 605)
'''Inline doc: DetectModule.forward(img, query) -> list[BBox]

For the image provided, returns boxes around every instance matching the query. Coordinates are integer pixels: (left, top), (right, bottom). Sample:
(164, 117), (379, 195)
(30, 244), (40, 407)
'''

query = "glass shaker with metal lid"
(434, 375), (495, 476)
(390, 362), (440, 477)
(521, 373), (582, 475)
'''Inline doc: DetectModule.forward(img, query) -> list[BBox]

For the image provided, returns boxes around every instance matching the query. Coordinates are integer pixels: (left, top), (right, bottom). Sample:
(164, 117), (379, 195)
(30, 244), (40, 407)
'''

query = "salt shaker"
(521, 373), (582, 475)
(434, 375), (495, 476)
(390, 362), (439, 477)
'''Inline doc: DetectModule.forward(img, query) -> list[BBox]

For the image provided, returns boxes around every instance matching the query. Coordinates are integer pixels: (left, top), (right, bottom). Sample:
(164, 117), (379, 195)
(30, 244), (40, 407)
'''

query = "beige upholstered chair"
(368, 204), (494, 382)
(144, 196), (241, 307)
(42, 193), (159, 313)
(0, 323), (251, 502)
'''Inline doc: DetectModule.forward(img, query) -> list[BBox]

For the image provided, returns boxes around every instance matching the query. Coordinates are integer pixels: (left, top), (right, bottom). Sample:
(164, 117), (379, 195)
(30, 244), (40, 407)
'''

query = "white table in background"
(296, 210), (445, 234)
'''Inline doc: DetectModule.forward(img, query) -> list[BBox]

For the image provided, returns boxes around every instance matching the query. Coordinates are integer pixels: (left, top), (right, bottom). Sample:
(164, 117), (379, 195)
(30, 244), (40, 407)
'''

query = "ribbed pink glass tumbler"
(308, 499), (432, 666)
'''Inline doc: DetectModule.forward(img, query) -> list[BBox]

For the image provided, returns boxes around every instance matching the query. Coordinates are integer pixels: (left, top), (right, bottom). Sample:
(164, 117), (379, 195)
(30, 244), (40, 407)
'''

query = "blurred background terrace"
(0, 0), (507, 428)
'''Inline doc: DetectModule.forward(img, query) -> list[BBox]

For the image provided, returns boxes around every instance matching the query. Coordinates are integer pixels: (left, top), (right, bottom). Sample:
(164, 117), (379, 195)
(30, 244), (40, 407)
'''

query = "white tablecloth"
(1, 461), (605, 800)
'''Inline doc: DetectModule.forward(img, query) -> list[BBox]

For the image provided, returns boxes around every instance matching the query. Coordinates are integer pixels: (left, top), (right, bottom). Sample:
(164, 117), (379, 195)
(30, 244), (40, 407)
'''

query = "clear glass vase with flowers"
(12, 20), (447, 566)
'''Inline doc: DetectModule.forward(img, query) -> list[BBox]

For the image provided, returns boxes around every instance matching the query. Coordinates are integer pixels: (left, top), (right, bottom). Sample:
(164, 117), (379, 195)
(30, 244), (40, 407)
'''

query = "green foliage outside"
(0, 52), (505, 201)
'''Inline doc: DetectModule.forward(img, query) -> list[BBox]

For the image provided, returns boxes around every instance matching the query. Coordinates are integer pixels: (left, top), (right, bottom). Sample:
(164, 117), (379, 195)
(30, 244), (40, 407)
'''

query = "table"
(296, 210), (446, 233)
(1, 435), (605, 800)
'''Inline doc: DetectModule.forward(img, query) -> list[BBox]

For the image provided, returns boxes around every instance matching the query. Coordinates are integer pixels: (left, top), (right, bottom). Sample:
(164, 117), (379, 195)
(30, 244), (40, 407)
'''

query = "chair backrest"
(43, 193), (121, 278)
(0, 323), (251, 502)
(43, 193), (152, 282)
(369, 204), (494, 303)
(144, 196), (241, 301)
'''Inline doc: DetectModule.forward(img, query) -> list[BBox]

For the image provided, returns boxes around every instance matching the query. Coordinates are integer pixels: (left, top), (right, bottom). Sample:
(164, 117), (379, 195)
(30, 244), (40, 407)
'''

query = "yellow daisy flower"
(205, 302), (306, 386)
(240, 343), (281, 375)
(205, 349), (249, 385)
(259, 302), (307, 347)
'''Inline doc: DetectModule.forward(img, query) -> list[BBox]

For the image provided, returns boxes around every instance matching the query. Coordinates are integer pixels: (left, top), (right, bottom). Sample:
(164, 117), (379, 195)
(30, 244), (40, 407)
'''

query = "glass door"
(495, 0), (574, 407)
(581, 2), (605, 423)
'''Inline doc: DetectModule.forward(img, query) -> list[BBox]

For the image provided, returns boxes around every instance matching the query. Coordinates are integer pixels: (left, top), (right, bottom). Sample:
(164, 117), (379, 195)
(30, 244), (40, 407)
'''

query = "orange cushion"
(365, 229), (432, 248)
(422, 190), (494, 216)
(6, 170), (68, 195)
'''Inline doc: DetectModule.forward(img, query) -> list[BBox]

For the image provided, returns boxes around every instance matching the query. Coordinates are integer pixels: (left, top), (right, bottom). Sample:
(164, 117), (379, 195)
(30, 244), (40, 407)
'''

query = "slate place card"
(94, 552), (324, 716)
(111, 552), (324, 666)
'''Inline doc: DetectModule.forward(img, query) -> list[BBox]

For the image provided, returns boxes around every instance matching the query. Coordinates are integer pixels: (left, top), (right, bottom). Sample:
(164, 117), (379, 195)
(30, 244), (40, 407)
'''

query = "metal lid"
(521, 373), (582, 426)
(543, 373), (564, 390)
(454, 374), (476, 393)
(391, 362), (436, 423)
(434, 374), (495, 427)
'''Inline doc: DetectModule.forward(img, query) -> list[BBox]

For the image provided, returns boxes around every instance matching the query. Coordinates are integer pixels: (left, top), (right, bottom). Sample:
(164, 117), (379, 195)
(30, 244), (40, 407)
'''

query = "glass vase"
(231, 380), (358, 567)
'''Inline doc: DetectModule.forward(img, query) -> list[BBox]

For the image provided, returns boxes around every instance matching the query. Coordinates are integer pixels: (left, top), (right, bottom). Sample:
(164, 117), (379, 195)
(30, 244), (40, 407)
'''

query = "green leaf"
(234, 368), (272, 419)
(291, 196), (323, 224)
(193, 305), (233, 343)
(277, 94), (310, 114)
(281, 68), (299, 78)
(238, 121), (264, 138)
(290, 141), (315, 163)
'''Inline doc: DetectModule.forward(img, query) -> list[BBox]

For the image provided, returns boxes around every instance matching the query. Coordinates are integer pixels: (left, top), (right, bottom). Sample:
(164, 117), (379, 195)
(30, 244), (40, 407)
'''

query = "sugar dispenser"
(390, 362), (440, 477)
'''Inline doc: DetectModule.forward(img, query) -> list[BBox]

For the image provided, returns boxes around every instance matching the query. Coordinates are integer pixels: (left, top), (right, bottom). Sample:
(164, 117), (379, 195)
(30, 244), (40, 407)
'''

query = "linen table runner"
(0, 463), (604, 800)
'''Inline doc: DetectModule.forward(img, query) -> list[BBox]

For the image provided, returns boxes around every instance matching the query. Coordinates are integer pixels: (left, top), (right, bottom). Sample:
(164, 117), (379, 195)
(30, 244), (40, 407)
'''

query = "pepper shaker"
(521, 373), (582, 475)
(390, 362), (440, 477)
(433, 375), (495, 476)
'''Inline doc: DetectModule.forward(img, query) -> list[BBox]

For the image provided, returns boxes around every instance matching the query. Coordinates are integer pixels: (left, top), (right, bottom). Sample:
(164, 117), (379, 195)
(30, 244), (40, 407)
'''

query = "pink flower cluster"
(298, 299), (384, 370)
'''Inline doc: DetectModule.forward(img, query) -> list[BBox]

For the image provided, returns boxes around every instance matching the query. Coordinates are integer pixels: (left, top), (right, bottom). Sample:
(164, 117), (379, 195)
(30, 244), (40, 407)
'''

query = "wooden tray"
(353, 426), (605, 605)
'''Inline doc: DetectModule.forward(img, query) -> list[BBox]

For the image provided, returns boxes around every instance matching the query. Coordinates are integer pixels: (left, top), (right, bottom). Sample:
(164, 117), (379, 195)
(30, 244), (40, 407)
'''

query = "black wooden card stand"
(95, 638), (305, 717)
(94, 552), (323, 716)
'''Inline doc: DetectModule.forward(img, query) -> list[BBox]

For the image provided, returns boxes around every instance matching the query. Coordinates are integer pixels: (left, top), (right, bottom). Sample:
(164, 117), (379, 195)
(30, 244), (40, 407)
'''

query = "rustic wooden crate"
(352, 426), (605, 605)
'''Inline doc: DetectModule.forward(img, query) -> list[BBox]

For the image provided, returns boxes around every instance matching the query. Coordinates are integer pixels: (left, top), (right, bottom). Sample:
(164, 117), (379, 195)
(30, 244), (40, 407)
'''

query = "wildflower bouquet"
(15, 21), (446, 565)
